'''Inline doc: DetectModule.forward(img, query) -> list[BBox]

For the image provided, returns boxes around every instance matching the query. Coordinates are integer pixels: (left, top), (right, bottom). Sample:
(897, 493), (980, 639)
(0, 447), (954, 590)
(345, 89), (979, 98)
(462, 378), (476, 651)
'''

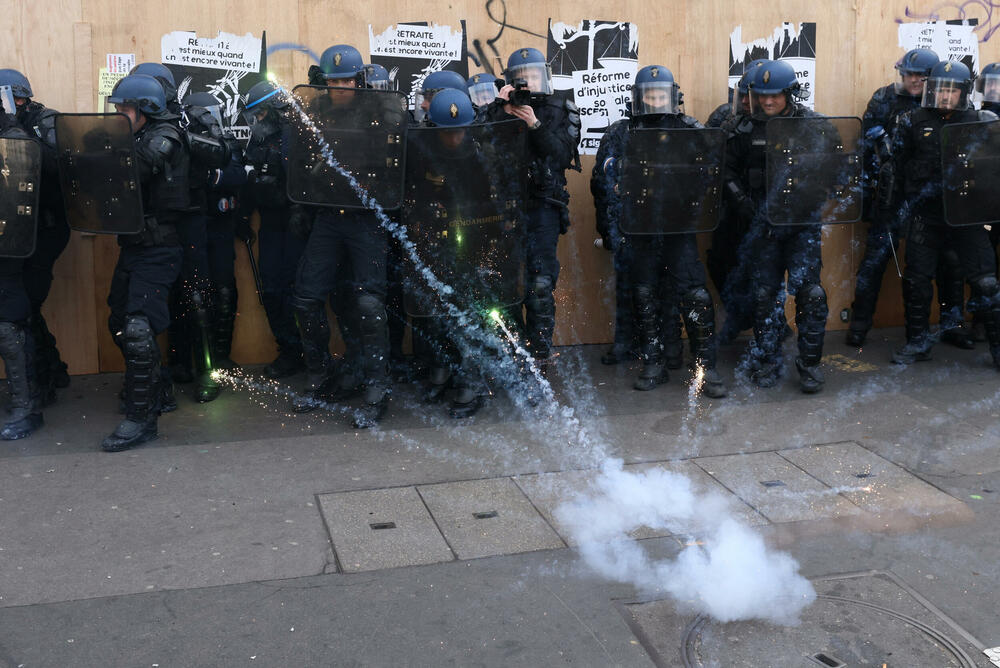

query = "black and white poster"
(161, 30), (268, 141)
(547, 20), (639, 155)
(368, 22), (469, 110)
(898, 19), (979, 74)
(729, 22), (816, 110)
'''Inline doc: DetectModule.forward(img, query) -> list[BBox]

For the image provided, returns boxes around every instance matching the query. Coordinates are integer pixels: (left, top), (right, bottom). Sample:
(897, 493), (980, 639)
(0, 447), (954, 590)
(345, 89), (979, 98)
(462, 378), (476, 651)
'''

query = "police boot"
(266, 347), (305, 379)
(681, 288), (728, 398)
(601, 342), (633, 365)
(893, 275), (934, 365)
(970, 276), (1000, 370)
(211, 285), (238, 369)
(423, 367), (452, 403)
(450, 385), (485, 419)
(795, 284), (827, 394)
(352, 293), (391, 429)
(845, 318), (870, 348)
(941, 324), (976, 350)
(0, 323), (43, 440)
(289, 297), (331, 412)
(190, 290), (220, 403)
(103, 316), (160, 452)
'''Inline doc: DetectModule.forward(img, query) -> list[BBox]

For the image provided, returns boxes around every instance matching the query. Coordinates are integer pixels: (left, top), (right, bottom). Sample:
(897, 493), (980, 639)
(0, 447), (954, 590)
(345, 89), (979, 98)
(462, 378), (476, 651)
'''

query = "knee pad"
(0, 322), (24, 355)
(356, 292), (385, 318)
(682, 286), (713, 310)
(796, 283), (827, 310)
(291, 295), (325, 315)
(528, 274), (554, 296)
(123, 315), (155, 361)
(971, 274), (999, 299)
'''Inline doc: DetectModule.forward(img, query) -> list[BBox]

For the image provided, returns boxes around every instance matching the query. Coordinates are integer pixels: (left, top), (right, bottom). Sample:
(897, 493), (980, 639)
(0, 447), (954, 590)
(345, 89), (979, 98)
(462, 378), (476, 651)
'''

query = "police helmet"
(414, 70), (468, 122)
(0, 69), (32, 99)
(749, 60), (803, 119)
(632, 65), (680, 116)
(427, 88), (475, 127)
(467, 73), (498, 106)
(894, 48), (939, 96)
(183, 91), (225, 129)
(130, 62), (178, 104)
(107, 74), (168, 119)
(319, 45), (364, 83)
(363, 64), (393, 90)
(922, 59), (972, 111)
(977, 61), (1000, 104)
(504, 47), (553, 96)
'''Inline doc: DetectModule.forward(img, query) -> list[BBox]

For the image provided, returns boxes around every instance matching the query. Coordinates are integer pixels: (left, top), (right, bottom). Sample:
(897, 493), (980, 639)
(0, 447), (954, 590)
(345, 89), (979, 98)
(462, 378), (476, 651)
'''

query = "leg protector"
(751, 284), (783, 364)
(0, 322), (43, 439)
(524, 274), (556, 360)
(660, 284), (684, 369)
(292, 296), (332, 377)
(902, 273), (934, 343)
(795, 283), (828, 366)
(632, 283), (661, 366)
(680, 286), (718, 369)
(357, 292), (390, 388)
(121, 315), (160, 423)
(211, 284), (237, 365)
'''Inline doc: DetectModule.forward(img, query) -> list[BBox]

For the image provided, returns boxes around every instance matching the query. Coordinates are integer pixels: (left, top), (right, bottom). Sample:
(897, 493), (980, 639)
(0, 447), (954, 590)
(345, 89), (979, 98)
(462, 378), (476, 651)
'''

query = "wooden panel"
(4, 0), (991, 371)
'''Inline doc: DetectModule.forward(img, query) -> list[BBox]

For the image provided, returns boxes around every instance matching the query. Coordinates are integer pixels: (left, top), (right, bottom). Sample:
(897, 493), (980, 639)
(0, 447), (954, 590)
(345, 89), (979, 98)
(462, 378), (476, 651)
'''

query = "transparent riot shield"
(54, 113), (144, 234)
(0, 136), (40, 257)
(765, 115), (862, 226)
(941, 120), (1000, 227)
(619, 128), (726, 235)
(286, 85), (407, 210)
(401, 119), (528, 318)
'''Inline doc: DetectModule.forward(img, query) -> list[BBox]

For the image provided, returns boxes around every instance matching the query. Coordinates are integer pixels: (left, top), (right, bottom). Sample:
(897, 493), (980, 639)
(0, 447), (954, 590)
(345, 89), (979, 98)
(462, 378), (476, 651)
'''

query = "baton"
(887, 231), (902, 278)
(244, 237), (265, 306)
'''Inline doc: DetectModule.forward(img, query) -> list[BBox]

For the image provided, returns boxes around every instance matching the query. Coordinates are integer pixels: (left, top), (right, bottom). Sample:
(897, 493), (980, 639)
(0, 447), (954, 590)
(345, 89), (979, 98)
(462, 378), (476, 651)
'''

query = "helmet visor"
(977, 72), (1000, 103)
(413, 88), (439, 122)
(631, 81), (679, 115)
(468, 81), (497, 106)
(506, 63), (553, 95)
(922, 77), (969, 110)
(0, 85), (15, 117)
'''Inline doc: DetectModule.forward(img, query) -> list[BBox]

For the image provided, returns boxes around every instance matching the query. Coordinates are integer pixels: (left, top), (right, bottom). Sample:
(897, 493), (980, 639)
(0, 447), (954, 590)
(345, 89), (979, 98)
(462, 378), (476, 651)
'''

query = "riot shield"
(764, 115), (862, 226)
(286, 85), (407, 210)
(401, 119), (528, 318)
(619, 128), (726, 235)
(941, 120), (1000, 227)
(54, 113), (144, 234)
(0, 136), (40, 258)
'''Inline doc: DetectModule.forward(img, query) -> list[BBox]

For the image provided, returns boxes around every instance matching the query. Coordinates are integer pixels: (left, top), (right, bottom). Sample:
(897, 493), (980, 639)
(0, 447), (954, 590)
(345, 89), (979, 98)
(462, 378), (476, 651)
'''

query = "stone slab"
(695, 451), (863, 523)
(317, 487), (454, 572)
(417, 478), (565, 559)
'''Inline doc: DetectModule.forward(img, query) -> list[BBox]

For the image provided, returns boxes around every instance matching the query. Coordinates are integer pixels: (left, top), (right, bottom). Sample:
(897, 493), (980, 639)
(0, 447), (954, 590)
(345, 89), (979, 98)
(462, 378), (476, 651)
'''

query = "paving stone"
(779, 441), (970, 519)
(695, 451), (863, 523)
(318, 487), (454, 572)
(417, 478), (565, 559)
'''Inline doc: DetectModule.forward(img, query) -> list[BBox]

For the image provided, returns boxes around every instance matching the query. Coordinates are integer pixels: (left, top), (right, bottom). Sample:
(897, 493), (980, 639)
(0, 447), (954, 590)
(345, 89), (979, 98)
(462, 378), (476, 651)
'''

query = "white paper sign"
(897, 21), (979, 73)
(161, 31), (262, 74)
(728, 23), (817, 111)
(106, 53), (135, 74)
(368, 23), (464, 61)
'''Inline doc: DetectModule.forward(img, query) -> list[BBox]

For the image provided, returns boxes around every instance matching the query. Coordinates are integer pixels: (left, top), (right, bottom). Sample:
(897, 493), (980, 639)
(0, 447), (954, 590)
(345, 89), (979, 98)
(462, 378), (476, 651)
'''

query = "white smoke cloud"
(555, 458), (816, 625)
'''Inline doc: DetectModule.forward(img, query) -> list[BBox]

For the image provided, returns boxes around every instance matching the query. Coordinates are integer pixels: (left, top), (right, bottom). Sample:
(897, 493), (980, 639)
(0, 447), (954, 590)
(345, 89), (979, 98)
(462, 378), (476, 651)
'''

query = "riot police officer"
(0, 91), (42, 439)
(594, 65), (728, 397)
(363, 64), (393, 90)
(889, 60), (1000, 368)
(290, 44), (405, 427)
(414, 69), (468, 123)
(240, 80), (306, 379)
(0, 69), (71, 402)
(167, 90), (232, 402)
(484, 47), (581, 370)
(102, 74), (189, 451)
(846, 49), (973, 349)
(724, 61), (830, 393)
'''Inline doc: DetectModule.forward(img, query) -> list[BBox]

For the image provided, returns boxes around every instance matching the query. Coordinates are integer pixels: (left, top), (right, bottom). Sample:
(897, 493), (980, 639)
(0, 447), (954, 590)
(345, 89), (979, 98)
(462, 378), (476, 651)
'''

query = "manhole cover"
(622, 571), (988, 667)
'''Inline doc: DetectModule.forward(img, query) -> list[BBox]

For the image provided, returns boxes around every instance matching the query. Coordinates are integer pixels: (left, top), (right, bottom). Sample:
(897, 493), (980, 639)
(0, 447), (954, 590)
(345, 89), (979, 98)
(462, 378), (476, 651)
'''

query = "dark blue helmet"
(632, 65), (680, 115)
(736, 59), (770, 95)
(895, 48), (939, 76)
(130, 62), (177, 106)
(504, 47), (553, 95)
(414, 70), (468, 122)
(319, 45), (364, 82)
(363, 63), (393, 90)
(751, 60), (800, 96)
(977, 61), (1000, 104)
(243, 81), (287, 125)
(419, 70), (467, 95)
(467, 73), (498, 106)
(107, 74), (168, 118)
(922, 59), (973, 110)
(0, 69), (32, 98)
(427, 88), (475, 127)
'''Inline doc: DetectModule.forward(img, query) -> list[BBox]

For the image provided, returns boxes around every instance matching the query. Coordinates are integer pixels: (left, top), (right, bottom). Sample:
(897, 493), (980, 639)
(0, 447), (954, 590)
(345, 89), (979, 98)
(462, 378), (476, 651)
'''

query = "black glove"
(235, 216), (254, 244)
(288, 205), (314, 239)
